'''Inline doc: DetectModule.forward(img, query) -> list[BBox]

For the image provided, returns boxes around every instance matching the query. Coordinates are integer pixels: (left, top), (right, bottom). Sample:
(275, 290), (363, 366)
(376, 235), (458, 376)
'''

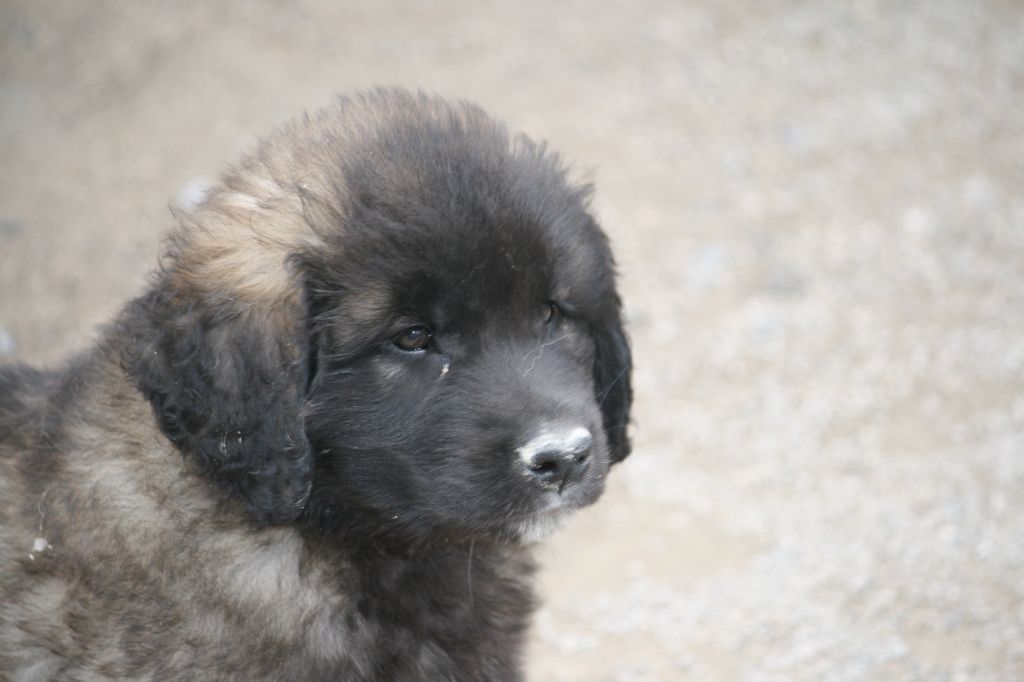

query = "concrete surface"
(2, 1), (1023, 680)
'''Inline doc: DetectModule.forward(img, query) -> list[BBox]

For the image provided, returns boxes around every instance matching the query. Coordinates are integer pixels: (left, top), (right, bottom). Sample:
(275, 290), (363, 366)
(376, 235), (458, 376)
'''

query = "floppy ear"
(123, 276), (314, 526)
(593, 309), (633, 463)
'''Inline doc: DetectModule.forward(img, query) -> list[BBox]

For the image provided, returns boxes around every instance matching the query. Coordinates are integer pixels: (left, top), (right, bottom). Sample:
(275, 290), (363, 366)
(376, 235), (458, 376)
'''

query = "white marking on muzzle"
(517, 426), (593, 468)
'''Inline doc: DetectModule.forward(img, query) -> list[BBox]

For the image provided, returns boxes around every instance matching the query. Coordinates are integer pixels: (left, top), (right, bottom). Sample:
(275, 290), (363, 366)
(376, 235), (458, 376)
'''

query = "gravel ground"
(2, 2), (1023, 680)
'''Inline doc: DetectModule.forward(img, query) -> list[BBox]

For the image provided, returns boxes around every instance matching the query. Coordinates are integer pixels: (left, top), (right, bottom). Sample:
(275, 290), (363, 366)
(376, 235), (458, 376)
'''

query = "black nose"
(518, 427), (593, 492)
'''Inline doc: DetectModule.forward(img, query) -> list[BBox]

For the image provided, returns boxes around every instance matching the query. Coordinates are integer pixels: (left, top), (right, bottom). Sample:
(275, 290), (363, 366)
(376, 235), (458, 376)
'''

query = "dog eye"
(543, 302), (559, 324)
(393, 326), (433, 351)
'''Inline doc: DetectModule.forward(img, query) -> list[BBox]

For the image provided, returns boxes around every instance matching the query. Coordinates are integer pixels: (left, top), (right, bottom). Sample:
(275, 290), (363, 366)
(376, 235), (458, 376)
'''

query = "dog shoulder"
(0, 352), (368, 678)
(0, 364), (56, 447)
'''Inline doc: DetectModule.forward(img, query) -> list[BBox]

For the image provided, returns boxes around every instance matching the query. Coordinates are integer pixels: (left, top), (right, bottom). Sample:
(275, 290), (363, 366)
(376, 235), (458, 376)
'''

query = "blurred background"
(2, 1), (1023, 680)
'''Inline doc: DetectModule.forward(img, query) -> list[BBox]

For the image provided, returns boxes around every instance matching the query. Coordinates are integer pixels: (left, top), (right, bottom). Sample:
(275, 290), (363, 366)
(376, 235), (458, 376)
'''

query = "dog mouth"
(508, 480), (605, 543)
(513, 507), (572, 543)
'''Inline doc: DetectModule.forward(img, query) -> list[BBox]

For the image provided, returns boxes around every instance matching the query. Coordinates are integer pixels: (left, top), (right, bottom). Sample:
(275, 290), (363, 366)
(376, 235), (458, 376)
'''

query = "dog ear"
(119, 178), (323, 530)
(124, 282), (314, 526)
(593, 308), (633, 463)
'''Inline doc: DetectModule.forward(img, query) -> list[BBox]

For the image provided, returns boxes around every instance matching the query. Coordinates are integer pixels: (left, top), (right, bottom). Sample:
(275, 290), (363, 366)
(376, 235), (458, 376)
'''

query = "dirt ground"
(2, 1), (1023, 680)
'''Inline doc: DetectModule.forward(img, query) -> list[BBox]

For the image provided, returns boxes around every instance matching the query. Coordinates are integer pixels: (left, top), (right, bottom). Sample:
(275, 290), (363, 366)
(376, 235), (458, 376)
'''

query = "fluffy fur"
(0, 89), (632, 681)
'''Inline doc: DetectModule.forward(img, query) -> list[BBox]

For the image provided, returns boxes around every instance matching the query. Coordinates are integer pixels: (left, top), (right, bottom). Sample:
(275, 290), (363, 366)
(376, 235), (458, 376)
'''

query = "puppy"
(0, 89), (632, 681)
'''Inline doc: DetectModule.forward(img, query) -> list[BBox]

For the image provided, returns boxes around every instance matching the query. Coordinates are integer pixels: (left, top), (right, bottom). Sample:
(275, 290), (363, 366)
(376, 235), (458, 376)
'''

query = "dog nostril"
(519, 427), (594, 491)
(526, 453), (571, 489)
(530, 460), (560, 476)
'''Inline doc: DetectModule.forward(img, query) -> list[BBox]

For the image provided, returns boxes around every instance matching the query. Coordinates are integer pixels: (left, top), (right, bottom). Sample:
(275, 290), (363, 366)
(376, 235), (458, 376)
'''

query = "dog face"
(299, 155), (628, 542)
(127, 90), (631, 543)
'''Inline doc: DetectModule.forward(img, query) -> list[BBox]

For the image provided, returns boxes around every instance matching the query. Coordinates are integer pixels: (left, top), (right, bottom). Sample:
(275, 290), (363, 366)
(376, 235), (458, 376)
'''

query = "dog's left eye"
(393, 326), (433, 351)
(543, 302), (559, 324)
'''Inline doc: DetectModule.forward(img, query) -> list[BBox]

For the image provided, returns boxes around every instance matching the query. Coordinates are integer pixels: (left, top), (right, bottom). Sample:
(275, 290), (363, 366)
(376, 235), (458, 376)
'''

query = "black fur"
(0, 90), (631, 680)
(123, 285), (314, 525)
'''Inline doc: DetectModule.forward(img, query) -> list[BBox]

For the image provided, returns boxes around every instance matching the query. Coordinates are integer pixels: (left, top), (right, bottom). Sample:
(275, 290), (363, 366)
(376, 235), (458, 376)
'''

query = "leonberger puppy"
(0, 89), (632, 681)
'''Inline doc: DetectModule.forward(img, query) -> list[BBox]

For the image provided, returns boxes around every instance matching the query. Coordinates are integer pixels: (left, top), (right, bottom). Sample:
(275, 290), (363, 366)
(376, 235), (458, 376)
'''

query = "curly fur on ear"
(120, 278), (311, 522)
(118, 149), (329, 525)
(122, 282), (314, 525)
(593, 310), (633, 463)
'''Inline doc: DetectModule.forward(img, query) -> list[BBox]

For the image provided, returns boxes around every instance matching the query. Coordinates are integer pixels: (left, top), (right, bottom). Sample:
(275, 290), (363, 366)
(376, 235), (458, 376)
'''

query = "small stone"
(0, 328), (15, 356)
(901, 207), (935, 236)
(174, 177), (213, 212)
(0, 218), (22, 237)
(962, 175), (997, 209)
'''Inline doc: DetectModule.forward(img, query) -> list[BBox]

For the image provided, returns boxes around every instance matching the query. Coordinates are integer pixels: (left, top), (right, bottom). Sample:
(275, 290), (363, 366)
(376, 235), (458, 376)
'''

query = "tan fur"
(0, 352), (374, 676)
(0, 90), (627, 681)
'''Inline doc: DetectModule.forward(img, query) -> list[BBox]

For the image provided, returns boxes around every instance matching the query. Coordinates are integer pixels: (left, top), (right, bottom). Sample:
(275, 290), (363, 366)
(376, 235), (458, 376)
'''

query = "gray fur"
(0, 90), (631, 681)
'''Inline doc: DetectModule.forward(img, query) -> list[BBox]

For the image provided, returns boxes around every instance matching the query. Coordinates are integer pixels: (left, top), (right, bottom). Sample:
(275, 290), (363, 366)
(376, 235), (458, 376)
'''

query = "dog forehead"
(326, 194), (611, 329)
(389, 223), (553, 309)
(299, 92), (614, 321)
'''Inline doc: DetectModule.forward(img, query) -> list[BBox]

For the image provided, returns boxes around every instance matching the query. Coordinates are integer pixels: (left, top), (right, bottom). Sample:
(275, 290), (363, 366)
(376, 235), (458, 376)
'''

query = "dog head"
(125, 90), (632, 542)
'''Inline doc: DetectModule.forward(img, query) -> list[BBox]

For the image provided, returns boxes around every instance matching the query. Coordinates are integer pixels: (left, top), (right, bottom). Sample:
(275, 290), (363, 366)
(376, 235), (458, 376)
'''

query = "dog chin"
(514, 509), (571, 544)
(511, 485), (602, 543)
